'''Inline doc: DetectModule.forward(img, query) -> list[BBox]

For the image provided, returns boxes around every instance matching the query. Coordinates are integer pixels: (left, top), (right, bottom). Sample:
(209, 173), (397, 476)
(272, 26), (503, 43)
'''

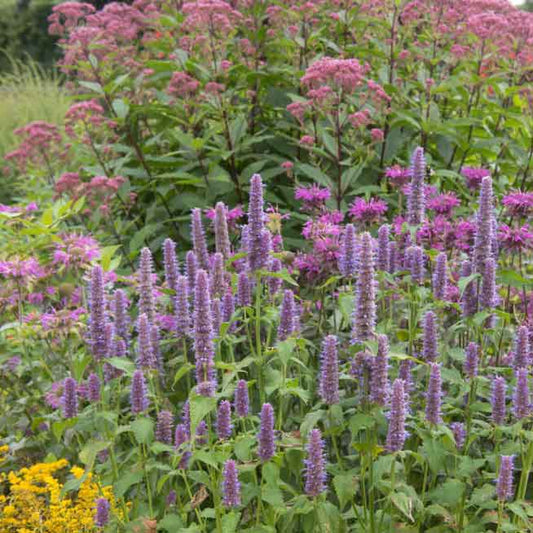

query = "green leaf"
(106, 357), (135, 375)
(428, 479), (465, 507)
(333, 473), (358, 509)
(189, 393), (217, 436)
(300, 410), (325, 437)
(391, 492), (415, 522)
(277, 338), (297, 366)
(158, 514), (184, 531)
(221, 512), (241, 533)
(131, 417), (154, 445)
(296, 163), (333, 187)
(79, 440), (109, 469)
(114, 470), (144, 497)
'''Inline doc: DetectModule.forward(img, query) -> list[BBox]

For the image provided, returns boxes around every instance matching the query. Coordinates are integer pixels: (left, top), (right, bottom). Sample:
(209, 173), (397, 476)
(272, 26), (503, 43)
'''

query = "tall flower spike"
(473, 176), (495, 277)
(338, 223), (358, 277)
(211, 298), (222, 335)
(460, 259), (477, 317)
(150, 324), (163, 373)
(222, 287), (235, 329)
(319, 335), (340, 405)
(185, 250), (198, 295)
(237, 271), (252, 307)
(193, 270), (217, 396)
(497, 456), (514, 501)
(195, 420), (208, 445)
(216, 400), (232, 440)
(247, 174), (267, 271)
(131, 370), (149, 414)
(352, 232), (376, 342)
(163, 238), (180, 294)
(377, 224), (390, 271)
(479, 257), (497, 311)
(386, 379), (407, 453)
(387, 240), (398, 274)
(88, 372), (101, 403)
(89, 265), (107, 361)
(450, 422), (466, 450)
(174, 424), (190, 469)
(398, 359), (414, 394)
(215, 202), (232, 260)
(62, 377), (78, 419)
(234, 380), (249, 418)
(175, 275), (190, 338)
(137, 313), (156, 369)
(222, 459), (241, 508)
(210, 252), (226, 297)
(512, 368), (530, 420)
(268, 258), (283, 296)
(432, 252), (448, 300)
(513, 325), (530, 369)
(113, 288), (129, 344)
(406, 245), (425, 284)
(94, 498), (110, 528)
(425, 363), (442, 425)
(422, 310), (438, 362)
(370, 334), (390, 406)
(104, 322), (116, 359)
(138, 247), (155, 324)
(407, 146), (426, 225)
(278, 289), (296, 342)
(258, 403), (275, 461)
(464, 342), (479, 379)
(304, 429), (327, 497)
(155, 410), (174, 444)
(191, 208), (210, 270)
(492, 376), (507, 425)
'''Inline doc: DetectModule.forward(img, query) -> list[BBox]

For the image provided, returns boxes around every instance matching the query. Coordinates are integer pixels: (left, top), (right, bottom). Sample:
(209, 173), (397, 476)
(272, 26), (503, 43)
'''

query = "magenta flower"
(384, 165), (411, 188)
(295, 185), (331, 211)
(502, 192), (533, 217)
(349, 198), (388, 225)
(498, 224), (533, 252)
(427, 193), (460, 215)
(461, 167), (490, 189)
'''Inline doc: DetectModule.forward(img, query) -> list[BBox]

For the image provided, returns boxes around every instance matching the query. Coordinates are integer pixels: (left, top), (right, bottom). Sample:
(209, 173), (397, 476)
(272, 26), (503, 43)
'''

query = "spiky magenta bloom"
(195, 420), (208, 445)
(352, 232), (376, 342)
(113, 289), (129, 343)
(185, 250), (198, 294)
(304, 429), (327, 497)
(386, 379), (407, 453)
(512, 368), (530, 420)
(473, 176), (495, 276)
(89, 265), (107, 361)
(222, 459), (241, 508)
(258, 403), (275, 462)
(210, 252), (226, 297)
(191, 208), (210, 269)
(216, 400), (232, 440)
(370, 334), (390, 406)
(406, 245), (425, 284)
(211, 297), (222, 335)
(268, 258), (283, 296)
(422, 311), (438, 362)
(464, 342), (479, 379)
(425, 363), (442, 425)
(88, 372), (101, 403)
(193, 270), (217, 396)
(407, 146), (426, 225)
(214, 202), (232, 259)
(130, 370), (149, 414)
(138, 247), (155, 324)
(432, 252), (448, 300)
(278, 289), (296, 341)
(377, 224), (390, 271)
(237, 272), (252, 307)
(319, 335), (339, 405)
(174, 424), (190, 469)
(398, 359), (414, 393)
(460, 259), (477, 317)
(492, 376), (507, 425)
(94, 497), (110, 528)
(234, 380), (249, 417)
(247, 174), (267, 271)
(497, 456), (515, 501)
(513, 325), (530, 369)
(175, 275), (190, 338)
(163, 238), (180, 295)
(479, 257), (496, 310)
(137, 313), (156, 369)
(387, 241), (398, 274)
(338, 224), (358, 277)
(62, 377), (78, 419)
(450, 422), (466, 450)
(155, 410), (174, 444)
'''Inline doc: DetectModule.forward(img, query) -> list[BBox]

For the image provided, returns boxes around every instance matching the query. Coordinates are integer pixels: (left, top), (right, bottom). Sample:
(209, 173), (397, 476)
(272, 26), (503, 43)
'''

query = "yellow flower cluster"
(0, 456), (121, 532)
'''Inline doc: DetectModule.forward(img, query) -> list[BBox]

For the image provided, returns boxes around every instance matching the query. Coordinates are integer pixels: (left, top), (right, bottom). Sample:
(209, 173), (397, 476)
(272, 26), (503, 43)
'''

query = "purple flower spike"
(450, 422), (466, 450)
(62, 377), (78, 419)
(216, 400), (232, 440)
(377, 224), (390, 271)
(479, 257), (497, 311)
(89, 265), (107, 361)
(268, 258), (283, 296)
(185, 250), (198, 295)
(513, 325), (530, 369)
(155, 410), (174, 444)
(195, 420), (208, 445)
(130, 370), (149, 414)
(193, 270), (217, 397)
(407, 146), (426, 225)
(191, 208), (210, 269)
(247, 174), (267, 271)
(512, 368), (530, 420)
(422, 311), (438, 363)
(398, 359), (414, 394)
(473, 176), (495, 277)
(432, 252), (448, 300)
(405, 245), (425, 284)
(94, 497), (110, 528)
(352, 232), (376, 342)
(234, 380), (249, 417)
(222, 287), (235, 327)
(370, 334), (390, 406)
(150, 324), (163, 374)
(386, 379), (407, 453)
(278, 289), (296, 342)
(174, 423), (191, 469)
(163, 238), (180, 294)
(88, 372), (101, 403)
(215, 202), (232, 260)
(319, 335), (340, 405)
(491, 376), (507, 425)
(464, 342), (479, 379)
(258, 403), (275, 461)
(387, 241), (398, 274)
(210, 252), (226, 297)
(338, 224), (358, 277)
(113, 289), (129, 344)
(222, 459), (241, 508)
(175, 275), (190, 338)
(460, 259), (477, 318)
(237, 271), (252, 307)
(304, 429), (327, 497)
(211, 297), (222, 335)
(138, 247), (155, 324)
(425, 363), (442, 425)
(137, 313), (156, 369)
(497, 455), (515, 501)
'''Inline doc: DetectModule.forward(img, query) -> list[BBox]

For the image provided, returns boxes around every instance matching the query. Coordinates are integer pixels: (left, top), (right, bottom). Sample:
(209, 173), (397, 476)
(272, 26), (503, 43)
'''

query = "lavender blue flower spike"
(450, 422), (466, 450)
(319, 335), (339, 405)
(210, 252), (226, 297)
(386, 379), (407, 453)
(88, 372), (101, 403)
(425, 363), (442, 425)
(138, 247), (155, 324)
(268, 258), (283, 296)
(130, 370), (149, 414)
(222, 459), (241, 508)
(407, 146), (426, 225)
(479, 257), (497, 312)
(191, 208), (210, 270)
(512, 368), (530, 420)
(464, 342), (479, 379)
(460, 259), (477, 318)
(247, 174), (267, 271)
(497, 455), (514, 501)
(377, 224), (390, 272)
(338, 223), (358, 277)
(234, 380), (249, 418)
(137, 313), (156, 369)
(432, 252), (448, 300)
(422, 311), (438, 363)
(492, 376), (507, 425)
(278, 289), (296, 342)
(222, 287), (235, 326)
(174, 424), (190, 469)
(185, 250), (198, 295)
(89, 265), (107, 361)
(163, 238), (180, 294)
(155, 410), (174, 444)
(215, 202), (232, 260)
(513, 325), (530, 369)
(62, 377), (78, 419)
(370, 334), (389, 406)
(237, 271), (252, 307)
(304, 428), (327, 497)
(473, 176), (495, 277)
(113, 288), (129, 344)
(258, 403), (275, 461)
(175, 275), (190, 338)
(216, 400), (232, 440)
(406, 245), (425, 284)
(94, 498), (110, 528)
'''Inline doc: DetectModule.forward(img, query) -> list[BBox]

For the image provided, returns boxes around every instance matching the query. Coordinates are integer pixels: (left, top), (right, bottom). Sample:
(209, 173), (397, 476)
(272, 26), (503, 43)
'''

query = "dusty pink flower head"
(168, 72), (200, 98)
(301, 57), (369, 94)
(299, 135), (315, 146)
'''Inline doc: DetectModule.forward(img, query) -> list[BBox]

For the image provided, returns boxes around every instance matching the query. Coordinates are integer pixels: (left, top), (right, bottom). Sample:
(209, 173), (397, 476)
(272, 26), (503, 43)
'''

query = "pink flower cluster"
(64, 100), (117, 143)
(295, 185), (331, 211)
(53, 234), (101, 267)
(349, 198), (388, 225)
(167, 72), (200, 99)
(502, 192), (533, 217)
(0, 258), (46, 280)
